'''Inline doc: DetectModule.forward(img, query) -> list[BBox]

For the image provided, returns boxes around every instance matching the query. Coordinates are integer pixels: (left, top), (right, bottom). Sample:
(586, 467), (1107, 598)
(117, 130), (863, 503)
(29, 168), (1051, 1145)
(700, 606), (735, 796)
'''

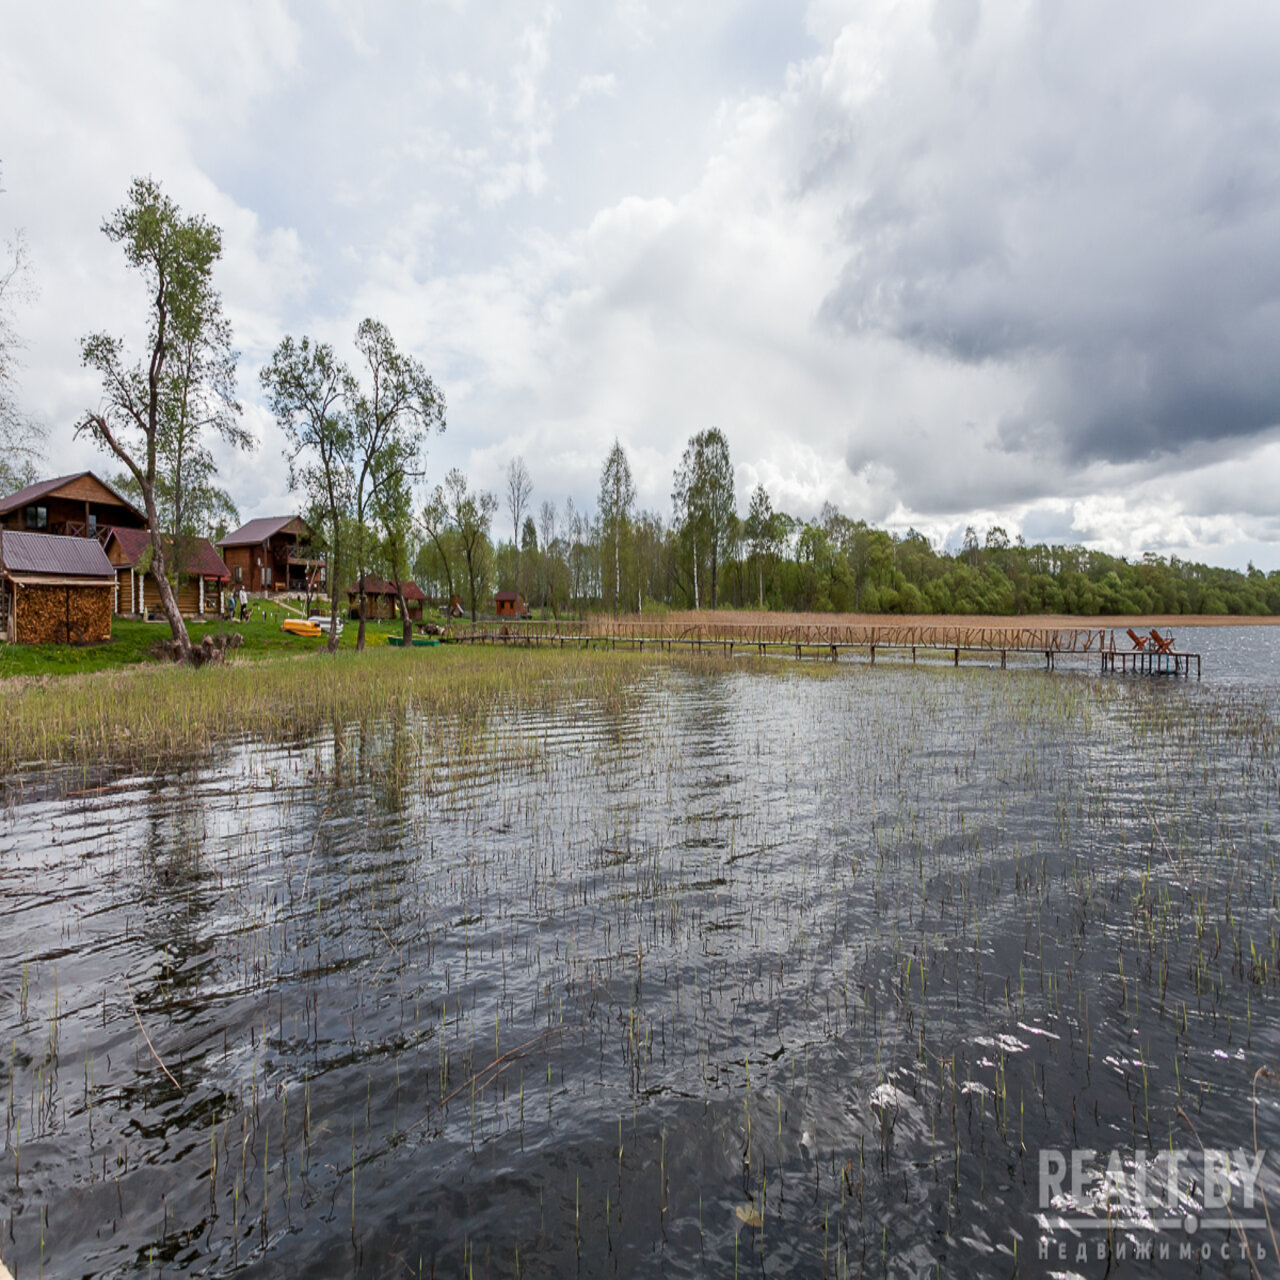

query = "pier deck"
(452, 619), (1201, 676)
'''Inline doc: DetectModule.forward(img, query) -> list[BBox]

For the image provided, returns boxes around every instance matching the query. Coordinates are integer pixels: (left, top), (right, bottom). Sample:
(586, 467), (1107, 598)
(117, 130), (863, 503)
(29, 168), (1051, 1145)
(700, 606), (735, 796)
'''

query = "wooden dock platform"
(452, 619), (1201, 677)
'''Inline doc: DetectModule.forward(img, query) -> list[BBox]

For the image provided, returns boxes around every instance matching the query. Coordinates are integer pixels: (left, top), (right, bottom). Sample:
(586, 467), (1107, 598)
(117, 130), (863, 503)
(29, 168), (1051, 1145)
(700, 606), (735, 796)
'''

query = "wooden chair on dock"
(1149, 629), (1174, 654)
(1126, 628), (1148, 650)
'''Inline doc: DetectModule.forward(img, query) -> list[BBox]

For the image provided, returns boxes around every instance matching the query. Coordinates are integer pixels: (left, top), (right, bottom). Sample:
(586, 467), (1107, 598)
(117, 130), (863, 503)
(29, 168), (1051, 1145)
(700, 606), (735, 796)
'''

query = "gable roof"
(0, 471), (145, 521)
(218, 515), (313, 547)
(348, 576), (428, 600)
(104, 527), (231, 580)
(0, 530), (115, 579)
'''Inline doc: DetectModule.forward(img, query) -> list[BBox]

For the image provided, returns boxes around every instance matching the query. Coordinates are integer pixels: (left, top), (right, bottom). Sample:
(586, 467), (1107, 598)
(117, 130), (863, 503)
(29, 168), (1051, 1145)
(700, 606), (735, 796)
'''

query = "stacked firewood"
(15, 584), (112, 644)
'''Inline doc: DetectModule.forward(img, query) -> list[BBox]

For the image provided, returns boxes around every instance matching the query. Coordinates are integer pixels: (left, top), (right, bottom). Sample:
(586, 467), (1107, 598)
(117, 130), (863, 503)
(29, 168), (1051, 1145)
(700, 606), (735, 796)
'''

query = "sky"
(2, 0), (1279, 570)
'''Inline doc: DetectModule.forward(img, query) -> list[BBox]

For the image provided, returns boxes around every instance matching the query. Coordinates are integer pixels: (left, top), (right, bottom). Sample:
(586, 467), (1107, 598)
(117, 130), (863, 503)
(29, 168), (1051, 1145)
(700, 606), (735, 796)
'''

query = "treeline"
(414, 431), (1280, 618)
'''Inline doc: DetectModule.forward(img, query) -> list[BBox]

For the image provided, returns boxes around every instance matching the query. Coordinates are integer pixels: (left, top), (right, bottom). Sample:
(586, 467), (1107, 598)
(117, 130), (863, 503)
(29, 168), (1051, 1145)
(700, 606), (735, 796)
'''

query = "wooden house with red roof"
(0, 471), (147, 540)
(103, 527), (231, 617)
(494, 591), (529, 618)
(347, 576), (427, 621)
(217, 516), (325, 593)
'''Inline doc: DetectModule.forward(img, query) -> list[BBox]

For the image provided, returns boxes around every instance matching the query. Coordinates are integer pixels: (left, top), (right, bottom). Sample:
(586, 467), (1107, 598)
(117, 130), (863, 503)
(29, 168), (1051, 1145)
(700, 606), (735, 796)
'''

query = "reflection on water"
(1, 643), (1279, 1277)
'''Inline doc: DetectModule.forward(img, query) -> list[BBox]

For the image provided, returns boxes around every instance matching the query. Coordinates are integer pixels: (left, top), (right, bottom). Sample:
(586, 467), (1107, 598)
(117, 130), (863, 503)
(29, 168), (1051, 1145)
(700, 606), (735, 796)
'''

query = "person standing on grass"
(239, 585), (248, 621)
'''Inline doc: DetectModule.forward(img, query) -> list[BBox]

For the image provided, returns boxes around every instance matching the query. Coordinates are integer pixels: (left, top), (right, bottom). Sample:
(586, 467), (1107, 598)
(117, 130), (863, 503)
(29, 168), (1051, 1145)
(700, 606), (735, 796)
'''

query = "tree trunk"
(396, 584), (413, 646)
(326, 536), (341, 653)
(710, 539), (718, 610)
(142, 484), (191, 659)
(692, 533), (699, 610)
(356, 588), (367, 650)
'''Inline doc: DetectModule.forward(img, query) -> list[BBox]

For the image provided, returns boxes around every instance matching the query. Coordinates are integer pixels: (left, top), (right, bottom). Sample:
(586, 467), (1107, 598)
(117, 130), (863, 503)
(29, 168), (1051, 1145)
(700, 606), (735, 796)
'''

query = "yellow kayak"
(281, 619), (323, 638)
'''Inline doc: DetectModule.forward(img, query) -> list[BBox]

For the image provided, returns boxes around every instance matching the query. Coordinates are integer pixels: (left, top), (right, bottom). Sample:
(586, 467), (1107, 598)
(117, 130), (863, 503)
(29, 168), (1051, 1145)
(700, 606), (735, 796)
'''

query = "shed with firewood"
(0, 530), (115, 644)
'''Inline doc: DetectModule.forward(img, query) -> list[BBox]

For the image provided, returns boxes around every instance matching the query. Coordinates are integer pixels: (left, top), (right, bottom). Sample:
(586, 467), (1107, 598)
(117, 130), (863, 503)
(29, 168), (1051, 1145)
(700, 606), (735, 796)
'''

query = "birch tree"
(260, 335), (352, 651)
(79, 178), (244, 660)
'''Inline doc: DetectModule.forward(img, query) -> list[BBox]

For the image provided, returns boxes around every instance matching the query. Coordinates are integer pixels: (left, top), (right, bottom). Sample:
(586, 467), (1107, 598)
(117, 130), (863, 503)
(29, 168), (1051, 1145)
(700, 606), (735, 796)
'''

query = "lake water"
(1, 627), (1278, 1277)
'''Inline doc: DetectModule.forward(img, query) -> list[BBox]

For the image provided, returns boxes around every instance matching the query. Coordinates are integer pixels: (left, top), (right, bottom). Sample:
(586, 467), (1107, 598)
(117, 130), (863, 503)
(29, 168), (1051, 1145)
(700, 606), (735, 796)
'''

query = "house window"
(25, 505), (47, 530)
(88, 514), (98, 536)
(262, 567), (273, 587)
(233, 565), (242, 583)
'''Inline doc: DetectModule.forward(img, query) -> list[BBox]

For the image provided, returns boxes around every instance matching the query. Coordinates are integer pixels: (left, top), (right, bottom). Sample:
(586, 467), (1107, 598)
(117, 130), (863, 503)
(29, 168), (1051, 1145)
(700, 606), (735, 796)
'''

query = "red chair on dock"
(1149, 629), (1174, 654)
(1126, 628), (1148, 650)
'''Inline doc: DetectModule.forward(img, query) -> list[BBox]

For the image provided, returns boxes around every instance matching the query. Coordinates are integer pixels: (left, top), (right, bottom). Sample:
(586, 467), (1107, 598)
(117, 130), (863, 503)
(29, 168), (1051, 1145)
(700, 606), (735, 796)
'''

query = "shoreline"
(650, 610), (1280, 630)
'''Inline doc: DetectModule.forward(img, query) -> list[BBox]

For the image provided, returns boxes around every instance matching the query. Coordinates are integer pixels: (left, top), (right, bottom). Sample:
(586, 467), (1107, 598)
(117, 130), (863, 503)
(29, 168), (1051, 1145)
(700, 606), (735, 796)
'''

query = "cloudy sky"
(3, 0), (1279, 569)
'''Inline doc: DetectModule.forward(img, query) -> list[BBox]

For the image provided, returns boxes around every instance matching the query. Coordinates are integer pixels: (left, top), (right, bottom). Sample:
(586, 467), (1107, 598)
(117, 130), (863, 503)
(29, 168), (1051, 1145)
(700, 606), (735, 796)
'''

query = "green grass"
(0, 600), (419, 679)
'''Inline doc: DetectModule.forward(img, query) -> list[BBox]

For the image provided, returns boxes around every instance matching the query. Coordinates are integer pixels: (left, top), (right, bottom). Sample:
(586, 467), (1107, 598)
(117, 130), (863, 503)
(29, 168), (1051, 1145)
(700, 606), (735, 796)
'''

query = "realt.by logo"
(1038, 1147), (1269, 1233)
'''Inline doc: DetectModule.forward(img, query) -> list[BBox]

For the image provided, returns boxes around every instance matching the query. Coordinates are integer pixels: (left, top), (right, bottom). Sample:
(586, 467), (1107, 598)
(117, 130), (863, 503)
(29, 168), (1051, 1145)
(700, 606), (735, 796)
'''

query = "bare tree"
(598, 439), (635, 615)
(506, 455), (533, 598)
(445, 468), (497, 621)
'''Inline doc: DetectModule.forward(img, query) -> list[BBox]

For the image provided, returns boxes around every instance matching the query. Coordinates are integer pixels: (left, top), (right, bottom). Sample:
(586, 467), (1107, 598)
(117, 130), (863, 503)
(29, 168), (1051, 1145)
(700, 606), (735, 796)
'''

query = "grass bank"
(0, 600), (413, 679)
(0, 643), (674, 775)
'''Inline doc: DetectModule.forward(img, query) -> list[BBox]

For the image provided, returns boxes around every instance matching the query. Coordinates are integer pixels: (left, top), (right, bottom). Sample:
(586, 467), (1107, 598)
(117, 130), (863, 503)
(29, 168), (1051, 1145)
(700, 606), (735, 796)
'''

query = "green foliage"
(77, 177), (247, 656)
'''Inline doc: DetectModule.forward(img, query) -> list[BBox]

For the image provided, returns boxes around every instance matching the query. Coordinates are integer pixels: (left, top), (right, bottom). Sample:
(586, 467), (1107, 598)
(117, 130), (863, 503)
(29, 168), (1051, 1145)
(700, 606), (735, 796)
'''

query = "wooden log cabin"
(494, 591), (529, 618)
(0, 471), (148, 539)
(347, 577), (427, 621)
(0, 530), (115, 644)
(217, 516), (325, 594)
(103, 527), (231, 617)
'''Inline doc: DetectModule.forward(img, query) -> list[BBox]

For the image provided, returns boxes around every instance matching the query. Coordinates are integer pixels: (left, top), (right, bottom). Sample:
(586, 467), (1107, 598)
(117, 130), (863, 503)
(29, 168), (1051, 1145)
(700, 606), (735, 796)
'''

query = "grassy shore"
(0, 599), (407, 679)
(0, 642), (673, 776)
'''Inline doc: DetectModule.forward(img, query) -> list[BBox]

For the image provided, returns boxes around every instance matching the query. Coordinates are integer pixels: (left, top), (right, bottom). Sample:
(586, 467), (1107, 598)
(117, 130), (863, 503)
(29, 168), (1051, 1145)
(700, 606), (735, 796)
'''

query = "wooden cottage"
(347, 577), (427, 621)
(103, 527), (231, 617)
(493, 591), (528, 618)
(217, 516), (325, 593)
(0, 471), (147, 539)
(0, 530), (115, 644)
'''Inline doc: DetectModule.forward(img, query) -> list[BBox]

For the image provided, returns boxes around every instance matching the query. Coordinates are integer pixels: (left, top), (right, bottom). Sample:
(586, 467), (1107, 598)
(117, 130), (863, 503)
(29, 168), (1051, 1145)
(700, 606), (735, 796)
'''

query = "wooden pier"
(452, 618), (1201, 677)
(1100, 648), (1200, 678)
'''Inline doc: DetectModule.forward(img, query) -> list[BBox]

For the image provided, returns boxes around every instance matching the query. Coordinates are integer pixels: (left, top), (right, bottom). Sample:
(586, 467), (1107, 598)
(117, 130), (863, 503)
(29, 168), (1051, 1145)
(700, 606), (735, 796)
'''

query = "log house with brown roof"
(0, 472), (147, 540)
(217, 516), (325, 593)
(346, 576), (427, 621)
(103, 527), (231, 617)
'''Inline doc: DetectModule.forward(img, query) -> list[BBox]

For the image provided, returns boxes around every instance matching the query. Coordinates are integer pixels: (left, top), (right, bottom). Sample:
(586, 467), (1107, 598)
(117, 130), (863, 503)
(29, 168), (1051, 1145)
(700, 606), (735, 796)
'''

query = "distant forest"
(416, 433), (1280, 619)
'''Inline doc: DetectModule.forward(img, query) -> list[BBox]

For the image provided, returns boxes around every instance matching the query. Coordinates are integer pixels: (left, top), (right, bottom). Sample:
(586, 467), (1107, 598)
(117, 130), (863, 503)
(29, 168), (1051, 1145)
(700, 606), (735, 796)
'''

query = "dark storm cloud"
(818, 0), (1280, 468)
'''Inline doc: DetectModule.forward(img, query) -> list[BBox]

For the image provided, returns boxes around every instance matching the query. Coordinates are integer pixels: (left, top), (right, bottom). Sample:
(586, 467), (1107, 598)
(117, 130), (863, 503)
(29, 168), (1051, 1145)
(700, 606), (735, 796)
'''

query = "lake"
(2, 627), (1278, 1276)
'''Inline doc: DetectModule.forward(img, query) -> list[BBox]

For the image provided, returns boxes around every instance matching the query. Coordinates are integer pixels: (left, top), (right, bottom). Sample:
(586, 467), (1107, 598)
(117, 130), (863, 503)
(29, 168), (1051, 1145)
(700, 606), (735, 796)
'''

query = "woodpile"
(15, 583), (112, 643)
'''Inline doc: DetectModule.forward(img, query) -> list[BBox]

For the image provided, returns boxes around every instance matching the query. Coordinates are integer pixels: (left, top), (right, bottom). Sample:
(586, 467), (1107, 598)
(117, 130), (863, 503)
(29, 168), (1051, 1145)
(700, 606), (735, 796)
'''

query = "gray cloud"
(817, 0), (1280, 467)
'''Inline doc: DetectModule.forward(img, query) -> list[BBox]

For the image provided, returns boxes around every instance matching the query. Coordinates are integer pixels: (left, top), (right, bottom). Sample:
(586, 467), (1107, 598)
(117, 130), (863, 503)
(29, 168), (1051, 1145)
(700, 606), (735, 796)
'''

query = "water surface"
(2, 637), (1278, 1276)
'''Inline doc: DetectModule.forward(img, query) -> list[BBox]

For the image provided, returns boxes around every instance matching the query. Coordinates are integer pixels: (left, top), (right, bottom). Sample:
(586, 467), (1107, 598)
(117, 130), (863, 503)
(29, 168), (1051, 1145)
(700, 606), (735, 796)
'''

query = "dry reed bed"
(0, 647), (689, 777)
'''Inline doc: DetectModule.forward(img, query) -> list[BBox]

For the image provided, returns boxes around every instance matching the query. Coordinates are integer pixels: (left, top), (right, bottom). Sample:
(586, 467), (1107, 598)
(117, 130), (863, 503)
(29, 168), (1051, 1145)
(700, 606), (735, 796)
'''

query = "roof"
(0, 471), (146, 521)
(494, 591), (524, 601)
(348, 576), (428, 600)
(0, 530), (115, 579)
(104, 527), (230, 580)
(218, 515), (312, 547)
